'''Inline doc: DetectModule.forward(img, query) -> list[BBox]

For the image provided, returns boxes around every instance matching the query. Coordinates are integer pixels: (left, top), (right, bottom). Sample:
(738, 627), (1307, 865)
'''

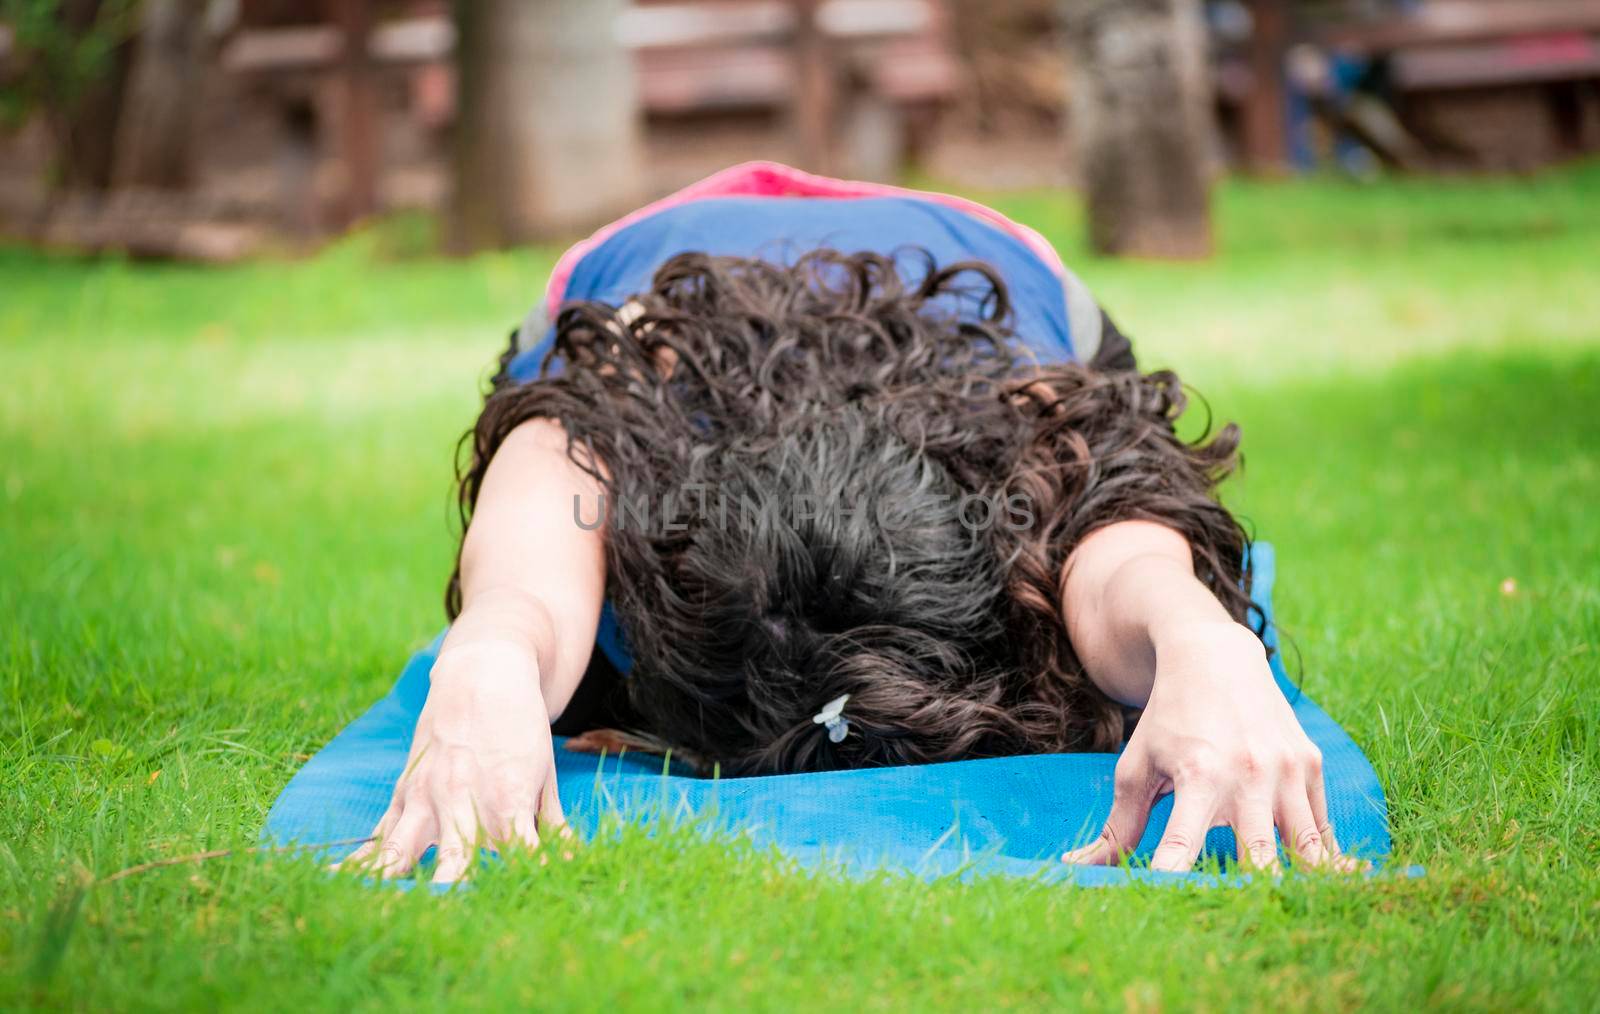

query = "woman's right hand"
(338, 639), (568, 884)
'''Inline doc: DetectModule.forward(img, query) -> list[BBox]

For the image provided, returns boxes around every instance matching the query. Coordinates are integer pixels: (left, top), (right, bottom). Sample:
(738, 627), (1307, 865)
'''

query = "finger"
(541, 777), (579, 860)
(375, 806), (434, 879)
(1319, 823), (1368, 874)
(1063, 761), (1156, 866)
(539, 776), (573, 840)
(332, 801), (402, 870)
(1231, 798), (1281, 873)
(1062, 798), (1149, 866)
(431, 795), (484, 885)
(1306, 764), (1368, 873)
(1275, 787), (1329, 868)
(1148, 786), (1220, 873)
(334, 837), (379, 872)
(507, 808), (541, 853)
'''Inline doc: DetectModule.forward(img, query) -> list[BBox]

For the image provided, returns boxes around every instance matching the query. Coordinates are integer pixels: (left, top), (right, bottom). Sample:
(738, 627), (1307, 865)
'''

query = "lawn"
(2, 165), (1598, 1010)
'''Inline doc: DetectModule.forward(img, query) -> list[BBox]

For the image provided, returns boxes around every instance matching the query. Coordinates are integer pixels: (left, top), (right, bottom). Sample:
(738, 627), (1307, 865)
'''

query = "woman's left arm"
(1059, 519), (1353, 872)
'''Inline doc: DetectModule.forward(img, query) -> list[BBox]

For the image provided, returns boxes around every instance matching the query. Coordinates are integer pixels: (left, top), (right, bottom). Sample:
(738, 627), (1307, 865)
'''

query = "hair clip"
(812, 694), (851, 743)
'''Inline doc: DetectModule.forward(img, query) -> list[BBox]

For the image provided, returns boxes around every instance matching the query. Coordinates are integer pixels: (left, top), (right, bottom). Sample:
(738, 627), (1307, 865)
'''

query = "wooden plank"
(815, 0), (930, 37)
(855, 36), (959, 102)
(636, 46), (794, 112)
(617, 0), (932, 49)
(329, 0), (377, 223)
(222, 18), (451, 72)
(1393, 36), (1600, 90)
(616, 1), (792, 49)
(1322, 0), (1600, 54)
(221, 0), (944, 74)
(371, 17), (453, 62)
(220, 25), (340, 72)
(791, 0), (836, 173)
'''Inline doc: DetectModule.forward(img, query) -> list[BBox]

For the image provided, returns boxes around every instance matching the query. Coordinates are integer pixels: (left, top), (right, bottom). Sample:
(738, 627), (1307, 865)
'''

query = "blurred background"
(3, 0), (1600, 260)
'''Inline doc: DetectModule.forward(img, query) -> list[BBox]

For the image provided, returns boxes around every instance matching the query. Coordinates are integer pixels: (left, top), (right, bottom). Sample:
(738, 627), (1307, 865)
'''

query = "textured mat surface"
(265, 543), (1392, 884)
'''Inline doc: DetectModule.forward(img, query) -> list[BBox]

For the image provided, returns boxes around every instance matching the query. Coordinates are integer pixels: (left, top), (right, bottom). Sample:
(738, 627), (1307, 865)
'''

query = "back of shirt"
(504, 193), (1111, 385)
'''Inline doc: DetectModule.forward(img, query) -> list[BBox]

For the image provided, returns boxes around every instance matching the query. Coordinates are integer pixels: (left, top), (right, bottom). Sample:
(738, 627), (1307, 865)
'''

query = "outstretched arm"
(1060, 519), (1353, 872)
(446, 418), (607, 719)
(341, 418), (607, 883)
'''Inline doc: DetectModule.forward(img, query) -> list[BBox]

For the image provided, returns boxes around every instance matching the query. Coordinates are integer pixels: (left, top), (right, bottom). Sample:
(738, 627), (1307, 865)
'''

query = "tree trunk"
(55, 0), (135, 192)
(449, 0), (642, 252)
(1062, 0), (1214, 259)
(112, 0), (208, 191)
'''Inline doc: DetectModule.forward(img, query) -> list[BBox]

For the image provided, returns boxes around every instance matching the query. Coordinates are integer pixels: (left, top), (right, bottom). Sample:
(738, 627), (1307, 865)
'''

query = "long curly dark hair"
(450, 250), (1251, 775)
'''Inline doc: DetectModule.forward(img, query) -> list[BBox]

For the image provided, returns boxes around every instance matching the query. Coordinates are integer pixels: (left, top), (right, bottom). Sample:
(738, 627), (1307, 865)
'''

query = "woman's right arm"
(340, 418), (607, 883)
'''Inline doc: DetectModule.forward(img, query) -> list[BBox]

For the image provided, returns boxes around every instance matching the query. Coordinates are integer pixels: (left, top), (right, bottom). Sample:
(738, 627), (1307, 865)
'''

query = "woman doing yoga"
(339, 164), (1353, 884)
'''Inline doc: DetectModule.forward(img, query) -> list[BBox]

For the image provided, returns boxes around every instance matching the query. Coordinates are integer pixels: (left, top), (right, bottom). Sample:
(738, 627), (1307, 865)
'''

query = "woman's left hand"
(1063, 621), (1356, 873)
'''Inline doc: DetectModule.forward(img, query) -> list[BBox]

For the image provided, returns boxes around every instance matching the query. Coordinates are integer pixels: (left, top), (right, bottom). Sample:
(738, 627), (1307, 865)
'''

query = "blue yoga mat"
(265, 543), (1393, 884)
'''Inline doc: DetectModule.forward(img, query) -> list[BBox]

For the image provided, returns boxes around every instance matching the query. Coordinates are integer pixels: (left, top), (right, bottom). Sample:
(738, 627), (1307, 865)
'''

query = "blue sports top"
(503, 194), (1104, 385)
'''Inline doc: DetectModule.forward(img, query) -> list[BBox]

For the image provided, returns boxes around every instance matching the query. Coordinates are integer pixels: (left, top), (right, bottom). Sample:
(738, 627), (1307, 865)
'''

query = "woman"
(343, 163), (1349, 883)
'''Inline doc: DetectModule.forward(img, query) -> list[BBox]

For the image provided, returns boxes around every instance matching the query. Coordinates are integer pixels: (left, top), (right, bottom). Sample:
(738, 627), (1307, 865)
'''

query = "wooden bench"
(1320, 1), (1600, 169)
(1320, 0), (1600, 54)
(1319, 0), (1600, 92)
(217, 0), (960, 216)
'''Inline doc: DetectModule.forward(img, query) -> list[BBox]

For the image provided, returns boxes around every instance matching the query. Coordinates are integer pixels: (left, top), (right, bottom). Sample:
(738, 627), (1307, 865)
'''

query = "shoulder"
(1088, 309), (1139, 372)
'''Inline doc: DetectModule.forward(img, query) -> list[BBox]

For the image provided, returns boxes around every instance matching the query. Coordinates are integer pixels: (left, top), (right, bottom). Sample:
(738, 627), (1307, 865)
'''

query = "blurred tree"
(1062, 0), (1214, 258)
(112, 0), (208, 190)
(0, 0), (140, 189)
(449, 0), (642, 251)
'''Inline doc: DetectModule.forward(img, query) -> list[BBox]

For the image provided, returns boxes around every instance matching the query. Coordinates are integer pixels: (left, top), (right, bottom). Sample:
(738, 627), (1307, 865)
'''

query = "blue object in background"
(264, 543), (1394, 884)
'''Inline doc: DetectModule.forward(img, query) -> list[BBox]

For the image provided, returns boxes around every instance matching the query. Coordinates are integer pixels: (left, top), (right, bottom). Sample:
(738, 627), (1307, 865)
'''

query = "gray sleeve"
(1060, 266), (1105, 363)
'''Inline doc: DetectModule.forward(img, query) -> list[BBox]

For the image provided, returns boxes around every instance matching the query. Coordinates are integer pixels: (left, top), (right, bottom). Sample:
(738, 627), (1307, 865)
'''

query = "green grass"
(3, 164), (1599, 1010)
